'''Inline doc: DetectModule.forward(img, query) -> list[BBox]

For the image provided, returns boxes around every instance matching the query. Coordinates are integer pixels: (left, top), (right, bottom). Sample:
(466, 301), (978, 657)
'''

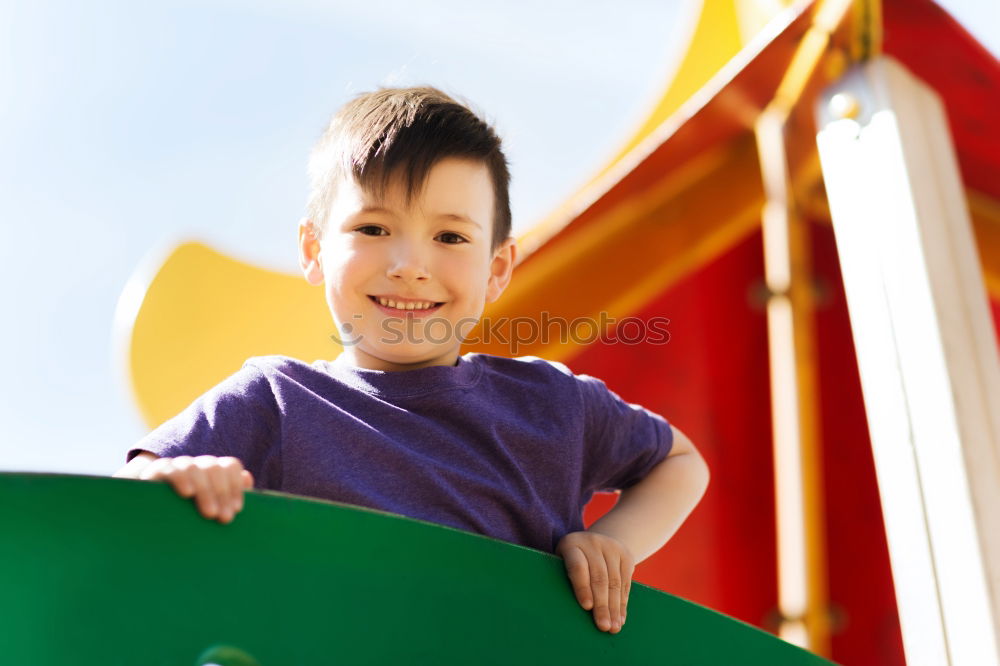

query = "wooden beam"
(816, 56), (1000, 665)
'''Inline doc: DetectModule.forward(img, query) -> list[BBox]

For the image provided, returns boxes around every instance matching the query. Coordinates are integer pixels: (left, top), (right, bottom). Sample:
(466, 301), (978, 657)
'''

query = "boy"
(114, 87), (710, 635)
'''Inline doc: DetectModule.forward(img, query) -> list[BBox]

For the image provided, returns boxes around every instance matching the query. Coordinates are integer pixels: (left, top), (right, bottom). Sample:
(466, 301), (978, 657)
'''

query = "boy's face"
(298, 157), (515, 371)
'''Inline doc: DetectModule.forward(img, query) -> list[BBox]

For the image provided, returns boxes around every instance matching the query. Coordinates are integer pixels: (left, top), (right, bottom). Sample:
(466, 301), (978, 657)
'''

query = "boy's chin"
(354, 343), (461, 369)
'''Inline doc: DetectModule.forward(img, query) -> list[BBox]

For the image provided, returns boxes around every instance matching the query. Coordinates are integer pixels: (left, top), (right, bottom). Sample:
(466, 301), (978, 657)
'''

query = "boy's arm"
(588, 425), (709, 561)
(556, 425), (709, 634)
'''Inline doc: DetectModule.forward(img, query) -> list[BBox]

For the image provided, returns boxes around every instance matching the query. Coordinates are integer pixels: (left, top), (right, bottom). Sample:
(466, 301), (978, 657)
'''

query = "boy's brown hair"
(307, 86), (512, 250)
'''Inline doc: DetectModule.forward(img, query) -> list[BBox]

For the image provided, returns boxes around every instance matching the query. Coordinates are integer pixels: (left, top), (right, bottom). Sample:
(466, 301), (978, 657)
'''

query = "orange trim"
(968, 188), (1000, 302)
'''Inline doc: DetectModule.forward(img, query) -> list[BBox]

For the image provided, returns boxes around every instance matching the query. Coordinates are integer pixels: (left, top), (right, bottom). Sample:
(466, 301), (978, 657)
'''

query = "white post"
(815, 56), (1000, 666)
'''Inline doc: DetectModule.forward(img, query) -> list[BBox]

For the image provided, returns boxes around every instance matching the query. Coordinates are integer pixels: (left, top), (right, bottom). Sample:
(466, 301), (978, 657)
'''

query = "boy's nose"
(387, 247), (430, 282)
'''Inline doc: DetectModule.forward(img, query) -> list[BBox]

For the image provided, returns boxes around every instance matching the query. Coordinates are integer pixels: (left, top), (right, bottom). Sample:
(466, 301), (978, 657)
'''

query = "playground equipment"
(1, 473), (833, 665)
(36, 0), (997, 663)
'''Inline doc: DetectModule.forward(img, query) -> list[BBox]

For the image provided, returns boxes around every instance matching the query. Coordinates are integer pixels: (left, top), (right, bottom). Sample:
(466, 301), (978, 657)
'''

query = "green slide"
(1, 473), (834, 665)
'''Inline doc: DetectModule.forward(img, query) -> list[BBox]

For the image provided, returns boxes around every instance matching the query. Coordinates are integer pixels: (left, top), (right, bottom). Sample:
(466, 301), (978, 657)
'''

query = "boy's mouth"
(368, 295), (445, 317)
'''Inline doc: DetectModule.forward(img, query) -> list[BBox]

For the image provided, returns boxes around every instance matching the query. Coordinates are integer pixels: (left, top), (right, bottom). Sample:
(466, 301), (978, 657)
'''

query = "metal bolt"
(829, 92), (860, 120)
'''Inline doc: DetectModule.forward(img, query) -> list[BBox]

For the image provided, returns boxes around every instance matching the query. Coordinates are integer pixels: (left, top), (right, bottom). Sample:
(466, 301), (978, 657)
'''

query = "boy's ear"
(298, 218), (324, 285)
(486, 237), (516, 304)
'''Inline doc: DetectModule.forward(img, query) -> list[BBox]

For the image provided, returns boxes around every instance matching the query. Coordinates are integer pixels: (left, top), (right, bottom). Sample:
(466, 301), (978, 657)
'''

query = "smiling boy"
(114, 87), (710, 635)
(307, 153), (509, 371)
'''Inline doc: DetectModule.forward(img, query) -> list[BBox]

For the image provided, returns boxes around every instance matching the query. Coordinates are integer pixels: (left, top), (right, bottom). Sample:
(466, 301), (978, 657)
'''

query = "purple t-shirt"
(126, 353), (673, 553)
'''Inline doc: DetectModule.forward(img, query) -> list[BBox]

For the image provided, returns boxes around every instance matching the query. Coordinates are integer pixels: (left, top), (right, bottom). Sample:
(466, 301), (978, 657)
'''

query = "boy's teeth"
(376, 297), (435, 310)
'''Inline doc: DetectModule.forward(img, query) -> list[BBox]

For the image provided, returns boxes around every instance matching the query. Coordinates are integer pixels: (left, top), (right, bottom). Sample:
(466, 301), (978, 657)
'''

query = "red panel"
(570, 230), (778, 629)
(884, 0), (1000, 200)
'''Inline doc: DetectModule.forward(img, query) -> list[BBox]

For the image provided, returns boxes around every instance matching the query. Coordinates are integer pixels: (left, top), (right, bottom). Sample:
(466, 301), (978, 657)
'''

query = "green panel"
(0, 473), (835, 665)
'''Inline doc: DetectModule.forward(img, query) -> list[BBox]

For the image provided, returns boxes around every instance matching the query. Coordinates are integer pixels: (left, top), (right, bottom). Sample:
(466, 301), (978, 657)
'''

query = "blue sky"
(1, 0), (997, 476)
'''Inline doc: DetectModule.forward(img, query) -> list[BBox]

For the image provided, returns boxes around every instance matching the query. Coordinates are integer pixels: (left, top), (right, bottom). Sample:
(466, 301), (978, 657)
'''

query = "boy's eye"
(355, 225), (388, 237)
(436, 232), (468, 245)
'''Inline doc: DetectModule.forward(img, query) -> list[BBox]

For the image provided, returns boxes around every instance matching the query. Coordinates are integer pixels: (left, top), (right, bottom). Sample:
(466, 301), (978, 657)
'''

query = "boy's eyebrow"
(359, 206), (394, 216)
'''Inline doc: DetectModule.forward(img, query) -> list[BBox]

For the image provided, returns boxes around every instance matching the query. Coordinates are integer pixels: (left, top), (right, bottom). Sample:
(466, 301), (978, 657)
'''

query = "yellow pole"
(755, 110), (830, 653)
(751, 0), (864, 653)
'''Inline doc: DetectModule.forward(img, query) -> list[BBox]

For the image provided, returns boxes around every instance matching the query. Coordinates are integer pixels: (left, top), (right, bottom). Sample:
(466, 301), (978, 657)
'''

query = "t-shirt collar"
(320, 352), (481, 397)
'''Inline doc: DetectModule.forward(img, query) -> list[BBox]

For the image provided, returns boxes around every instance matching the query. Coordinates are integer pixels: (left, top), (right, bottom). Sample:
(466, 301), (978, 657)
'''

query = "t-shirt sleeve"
(577, 373), (674, 493)
(125, 362), (281, 487)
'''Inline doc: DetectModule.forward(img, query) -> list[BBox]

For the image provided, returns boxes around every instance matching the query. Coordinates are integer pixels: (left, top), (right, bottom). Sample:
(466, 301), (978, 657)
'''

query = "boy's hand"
(555, 531), (635, 634)
(137, 455), (253, 524)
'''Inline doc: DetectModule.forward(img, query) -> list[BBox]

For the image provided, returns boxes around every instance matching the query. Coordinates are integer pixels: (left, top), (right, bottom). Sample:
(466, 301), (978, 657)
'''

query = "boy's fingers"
(561, 547), (593, 610)
(585, 549), (612, 632)
(235, 473), (249, 511)
(185, 465), (218, 520)
(205, 464), (234, 522)
(153, 457), (196, 497)
(133, 455), (250, 523)
(165, 459), (197, 497)
(217, 457), (249, 517)
(227, 468), (245, 516)
(620, 558), (633, 626)
(137, 457), (172, 483)
(221, 462), (242, 515)
(171, 472), (195, 498)
(602, 551), (623, 633)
